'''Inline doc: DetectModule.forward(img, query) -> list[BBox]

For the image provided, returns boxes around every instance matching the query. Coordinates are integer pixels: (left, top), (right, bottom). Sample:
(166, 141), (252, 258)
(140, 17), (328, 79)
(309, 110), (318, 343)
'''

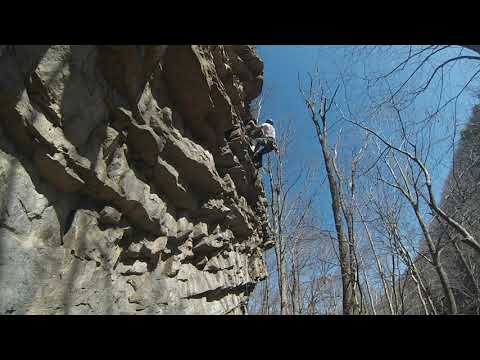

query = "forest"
(247, 45), (480, 315)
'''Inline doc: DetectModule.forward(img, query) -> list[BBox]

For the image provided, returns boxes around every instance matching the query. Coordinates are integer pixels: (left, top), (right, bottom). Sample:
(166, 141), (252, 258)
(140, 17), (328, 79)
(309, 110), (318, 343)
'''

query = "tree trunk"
(261, 278), (270, 315)
(359, 253), (376, 315)
(272, 206), (290, 315)
(290, 241), (301, 314)
(319, 134), (355, 314)
(361, 216), (395, 314)
(391, 228), (437, 315)
(414, 207), (458, 314)
(267, 158), (290, 315)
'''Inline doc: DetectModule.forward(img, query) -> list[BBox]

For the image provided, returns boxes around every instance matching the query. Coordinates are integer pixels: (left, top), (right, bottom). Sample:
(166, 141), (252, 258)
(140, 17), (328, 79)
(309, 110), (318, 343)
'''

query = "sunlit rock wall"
(0, 45), (273, 315)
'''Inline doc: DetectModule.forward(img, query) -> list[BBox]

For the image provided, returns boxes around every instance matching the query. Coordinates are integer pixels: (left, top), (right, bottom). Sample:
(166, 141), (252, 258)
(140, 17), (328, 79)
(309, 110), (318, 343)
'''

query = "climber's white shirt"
(260, 123), (276, 139)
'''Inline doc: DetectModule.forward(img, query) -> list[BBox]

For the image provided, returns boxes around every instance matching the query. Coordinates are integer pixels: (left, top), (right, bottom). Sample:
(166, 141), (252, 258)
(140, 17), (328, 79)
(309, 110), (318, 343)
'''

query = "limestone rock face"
(0, 45), (271, 315)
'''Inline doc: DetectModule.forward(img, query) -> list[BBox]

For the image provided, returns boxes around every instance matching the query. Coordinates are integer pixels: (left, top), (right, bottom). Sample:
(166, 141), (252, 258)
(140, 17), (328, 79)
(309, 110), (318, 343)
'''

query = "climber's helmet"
(265, 119), (274, 125)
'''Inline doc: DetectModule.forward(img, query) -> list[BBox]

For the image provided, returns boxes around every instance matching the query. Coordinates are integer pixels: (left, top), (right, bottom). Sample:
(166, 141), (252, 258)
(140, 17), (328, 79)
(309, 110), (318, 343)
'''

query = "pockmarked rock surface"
(0, 45), (273, 315)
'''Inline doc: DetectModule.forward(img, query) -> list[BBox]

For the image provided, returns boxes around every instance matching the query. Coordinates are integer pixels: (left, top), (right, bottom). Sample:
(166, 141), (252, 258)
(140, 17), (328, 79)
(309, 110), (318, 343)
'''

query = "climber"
(251, 119), (278, 167)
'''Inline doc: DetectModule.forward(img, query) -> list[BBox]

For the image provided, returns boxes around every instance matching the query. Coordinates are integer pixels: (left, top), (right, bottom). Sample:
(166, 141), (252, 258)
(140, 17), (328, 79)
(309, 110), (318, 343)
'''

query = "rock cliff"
(0, 45), (273, 315)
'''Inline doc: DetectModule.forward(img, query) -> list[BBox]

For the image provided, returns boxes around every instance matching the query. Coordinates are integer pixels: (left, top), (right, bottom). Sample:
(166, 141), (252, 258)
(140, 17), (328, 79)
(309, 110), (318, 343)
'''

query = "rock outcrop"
(0, 45), (273, 315)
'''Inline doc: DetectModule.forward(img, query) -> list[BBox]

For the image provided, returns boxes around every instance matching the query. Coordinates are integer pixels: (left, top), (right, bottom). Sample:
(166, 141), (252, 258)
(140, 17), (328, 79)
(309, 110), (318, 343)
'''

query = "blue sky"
(255, 45), (480, 248)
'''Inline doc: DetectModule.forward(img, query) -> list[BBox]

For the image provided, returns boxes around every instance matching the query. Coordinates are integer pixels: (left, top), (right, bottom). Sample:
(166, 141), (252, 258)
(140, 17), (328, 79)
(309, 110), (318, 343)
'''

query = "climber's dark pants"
(253, 137), (275, 166)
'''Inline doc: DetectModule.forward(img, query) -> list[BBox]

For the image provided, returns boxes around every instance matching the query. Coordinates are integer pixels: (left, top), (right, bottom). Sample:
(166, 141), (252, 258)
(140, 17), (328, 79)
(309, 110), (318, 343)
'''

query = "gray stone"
(144, 236), (168, 254)
(99, 206), (122, 225)
(0, 45), (269, 315)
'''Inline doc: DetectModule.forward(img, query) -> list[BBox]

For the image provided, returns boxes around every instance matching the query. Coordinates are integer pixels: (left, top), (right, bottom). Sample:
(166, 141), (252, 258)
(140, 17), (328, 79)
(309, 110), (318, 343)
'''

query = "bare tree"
(299, 73), (359, 315)
(366, 185), (438, 315)
(347, 45), (480, 120)
(337, 100), (469, 313)
(250, 115), (321, 315)
(343, 45), (480, 314)
(265, 152), (289, 315)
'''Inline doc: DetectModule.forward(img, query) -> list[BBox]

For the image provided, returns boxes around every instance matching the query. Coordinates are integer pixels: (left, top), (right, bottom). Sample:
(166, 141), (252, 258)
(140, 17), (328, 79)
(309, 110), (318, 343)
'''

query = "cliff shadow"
(0, 118), (81, 314)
